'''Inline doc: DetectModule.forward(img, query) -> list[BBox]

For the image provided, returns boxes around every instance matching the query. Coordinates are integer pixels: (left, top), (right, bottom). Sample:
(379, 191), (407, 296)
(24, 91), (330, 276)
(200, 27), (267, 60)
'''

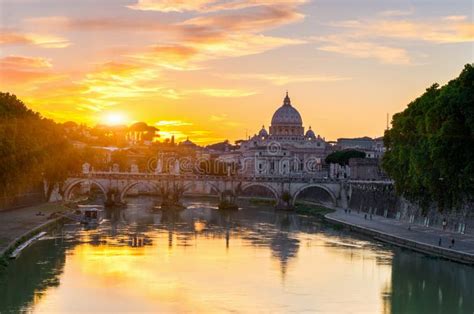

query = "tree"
(0, 92), (82, 205)
(383, 64), (474, 212)
(325, 149), (366, 166)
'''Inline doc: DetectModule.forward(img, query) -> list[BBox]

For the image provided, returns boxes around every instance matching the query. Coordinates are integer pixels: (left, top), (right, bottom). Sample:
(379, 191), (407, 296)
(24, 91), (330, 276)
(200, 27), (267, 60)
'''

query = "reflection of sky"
(2, 200), (472, 313)
(27, 203), (395, 313)
(1, 0), (472, 143)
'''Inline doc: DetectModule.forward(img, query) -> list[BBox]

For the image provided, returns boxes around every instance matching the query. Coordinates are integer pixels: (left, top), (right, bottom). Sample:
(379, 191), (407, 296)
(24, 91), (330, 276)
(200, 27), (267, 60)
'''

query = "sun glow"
(103, 112), (127, 125)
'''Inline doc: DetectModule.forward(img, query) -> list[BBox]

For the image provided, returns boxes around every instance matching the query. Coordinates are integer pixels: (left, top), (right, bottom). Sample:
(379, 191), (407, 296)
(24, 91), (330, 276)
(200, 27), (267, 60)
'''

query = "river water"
(0, 197), (473, 313)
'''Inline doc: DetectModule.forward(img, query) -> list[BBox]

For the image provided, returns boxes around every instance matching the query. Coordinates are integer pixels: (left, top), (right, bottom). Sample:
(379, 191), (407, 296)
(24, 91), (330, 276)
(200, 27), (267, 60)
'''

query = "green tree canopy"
(383, 64), (474, 212)
(325, 149), (366, 166)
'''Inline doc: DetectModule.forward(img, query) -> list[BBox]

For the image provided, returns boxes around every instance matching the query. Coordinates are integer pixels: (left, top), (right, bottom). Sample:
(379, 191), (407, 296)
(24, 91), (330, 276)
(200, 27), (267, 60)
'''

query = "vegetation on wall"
(325, 149), (365, 166)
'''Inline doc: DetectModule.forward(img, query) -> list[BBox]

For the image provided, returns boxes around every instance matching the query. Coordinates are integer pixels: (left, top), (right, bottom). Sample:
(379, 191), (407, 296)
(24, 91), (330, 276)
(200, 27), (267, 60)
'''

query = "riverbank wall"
(0, 216), (66, 262)
(348, 184), (474, 235)
(0, 183), (44, 212)
(324, 213), (474, 265)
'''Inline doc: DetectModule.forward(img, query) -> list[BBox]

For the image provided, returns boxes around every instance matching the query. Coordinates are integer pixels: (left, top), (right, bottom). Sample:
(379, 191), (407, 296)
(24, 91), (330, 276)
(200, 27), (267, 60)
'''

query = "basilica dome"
(305, 126), (316, 139)
(271, 92), (303, 126)
(258, 125), (268, 138)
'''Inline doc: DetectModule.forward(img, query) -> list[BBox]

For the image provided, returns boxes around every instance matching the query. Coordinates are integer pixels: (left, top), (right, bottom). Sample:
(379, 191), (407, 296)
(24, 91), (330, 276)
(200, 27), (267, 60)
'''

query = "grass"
(294, 202), (335, 217)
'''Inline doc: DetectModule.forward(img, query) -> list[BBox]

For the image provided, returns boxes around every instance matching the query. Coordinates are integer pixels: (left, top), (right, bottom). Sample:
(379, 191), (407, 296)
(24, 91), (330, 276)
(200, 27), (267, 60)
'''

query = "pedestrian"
(364, 214), (367, 220)
(451, 238), (455, 247)
(438, 238), (442, 246)
(442, 218), (447, 230)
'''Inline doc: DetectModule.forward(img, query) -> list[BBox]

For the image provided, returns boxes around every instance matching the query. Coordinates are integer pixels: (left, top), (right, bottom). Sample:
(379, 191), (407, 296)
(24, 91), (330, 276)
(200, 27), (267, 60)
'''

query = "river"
(0, 197), (472, 313)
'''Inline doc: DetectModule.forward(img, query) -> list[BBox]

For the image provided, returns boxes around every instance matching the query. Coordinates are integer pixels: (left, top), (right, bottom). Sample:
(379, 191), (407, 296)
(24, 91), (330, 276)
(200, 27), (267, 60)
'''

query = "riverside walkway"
(0, 203), (68, 257)
(325, 209), (474, 264)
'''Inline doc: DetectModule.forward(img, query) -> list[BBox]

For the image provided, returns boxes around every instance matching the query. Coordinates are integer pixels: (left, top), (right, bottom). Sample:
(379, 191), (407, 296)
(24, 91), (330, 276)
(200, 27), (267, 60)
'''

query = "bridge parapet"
(62, 172), (393, 209)
(70, 171), (343, 184)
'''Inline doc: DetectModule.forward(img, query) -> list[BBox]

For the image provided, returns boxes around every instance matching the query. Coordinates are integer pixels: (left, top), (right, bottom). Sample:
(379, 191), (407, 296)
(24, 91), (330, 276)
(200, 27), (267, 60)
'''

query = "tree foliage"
(325, 150), (366, 166)
(0, 93), (81, 204)
(383, 64), (474, 212)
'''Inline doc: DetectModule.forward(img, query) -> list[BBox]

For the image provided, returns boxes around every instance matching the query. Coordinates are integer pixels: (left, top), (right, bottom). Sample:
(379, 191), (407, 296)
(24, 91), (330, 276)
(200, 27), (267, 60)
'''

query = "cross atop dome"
(283, 91), (291, 106)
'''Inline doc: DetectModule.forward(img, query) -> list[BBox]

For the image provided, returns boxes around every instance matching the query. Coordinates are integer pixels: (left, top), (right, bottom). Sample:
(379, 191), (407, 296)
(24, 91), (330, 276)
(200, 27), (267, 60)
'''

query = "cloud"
(0, 55), (52, 68)
(0, 55), (62, 87)
(0, 29), (70, 48)
(223, 72), (351, 85)
(24, 16), (169, 32)
(127, 0), (307, 13)
(442, 15), (467, 21)
(79, 61), (164, 102)
(180, 5), (304, 32)
(196, 88), (256, 97)
(330, 17), (473, 44)
(315, 15), (473, 64)
(7, 0), (308, 127)
(155, 120), (193, 126)
(210, 114), (228, 122)
(378, 8), (414, 17)
(0, 69), (62, 86)
(129, 45), (200, 70)
(316, 36), (412, 65)
(25, 4), (307, 70)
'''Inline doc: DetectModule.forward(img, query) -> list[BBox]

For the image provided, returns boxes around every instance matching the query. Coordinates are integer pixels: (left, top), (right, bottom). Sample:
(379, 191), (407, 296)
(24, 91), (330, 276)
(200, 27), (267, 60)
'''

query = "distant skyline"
(0, 0), (472, 143)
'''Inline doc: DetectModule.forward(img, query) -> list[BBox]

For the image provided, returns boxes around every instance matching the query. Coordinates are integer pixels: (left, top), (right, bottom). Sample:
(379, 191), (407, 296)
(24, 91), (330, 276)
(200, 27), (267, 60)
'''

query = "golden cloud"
(0, 55), (62, 87)
(195, 88), (256, 97)
(155, 120), (193, 127)
(0, 55), (52, 68)
(128, 0), (308, 13)
(0, 69), (63, 86)
(0, 29), (70, 48)
(222, 73), (351, 85)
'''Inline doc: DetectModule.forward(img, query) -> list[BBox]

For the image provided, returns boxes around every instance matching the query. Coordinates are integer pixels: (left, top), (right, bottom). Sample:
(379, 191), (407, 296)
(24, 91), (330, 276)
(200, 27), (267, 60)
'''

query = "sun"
(103, 112), (127, 126)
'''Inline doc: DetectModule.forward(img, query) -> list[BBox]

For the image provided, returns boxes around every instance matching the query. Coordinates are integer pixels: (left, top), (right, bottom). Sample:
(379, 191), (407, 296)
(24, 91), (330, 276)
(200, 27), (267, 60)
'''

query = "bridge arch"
(239, 182), (280, 203)
(291, 184), (337, 206)
(119, 181), (159, 202)
(183, 181), (221, 196)
(63, 179), (108, 201)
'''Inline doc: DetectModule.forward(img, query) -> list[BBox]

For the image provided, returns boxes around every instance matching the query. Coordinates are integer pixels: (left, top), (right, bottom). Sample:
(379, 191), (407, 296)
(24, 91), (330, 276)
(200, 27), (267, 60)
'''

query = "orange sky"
(0, 0), (472, 144)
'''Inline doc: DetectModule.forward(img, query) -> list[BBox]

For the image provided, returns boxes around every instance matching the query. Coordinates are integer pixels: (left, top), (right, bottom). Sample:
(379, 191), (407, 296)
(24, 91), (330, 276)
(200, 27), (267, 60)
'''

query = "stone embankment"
(0, 203), (70, 260)
(325, 209), (474, 265)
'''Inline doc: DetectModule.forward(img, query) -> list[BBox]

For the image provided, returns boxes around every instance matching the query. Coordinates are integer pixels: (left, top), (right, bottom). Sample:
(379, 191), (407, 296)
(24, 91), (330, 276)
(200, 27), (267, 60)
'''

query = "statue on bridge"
(173, 159), (180, 175)
(155, 156), (163, 174)
(82, 162), (91, 174)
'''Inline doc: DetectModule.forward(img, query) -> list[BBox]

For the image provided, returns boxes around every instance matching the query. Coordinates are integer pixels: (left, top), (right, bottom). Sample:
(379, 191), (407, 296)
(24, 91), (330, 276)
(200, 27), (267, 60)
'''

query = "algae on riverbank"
(295, 203), (335, 217)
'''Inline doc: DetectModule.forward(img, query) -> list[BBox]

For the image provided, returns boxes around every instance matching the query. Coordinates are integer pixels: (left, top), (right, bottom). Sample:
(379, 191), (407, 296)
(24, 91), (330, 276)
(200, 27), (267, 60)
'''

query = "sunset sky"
(1, 0), (472, 144)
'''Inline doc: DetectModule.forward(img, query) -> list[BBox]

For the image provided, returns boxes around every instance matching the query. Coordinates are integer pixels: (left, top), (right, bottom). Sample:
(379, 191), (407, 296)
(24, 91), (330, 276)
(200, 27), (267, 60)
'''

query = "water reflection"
(0, 197), (472, 313)
(388, 249), (474, 313)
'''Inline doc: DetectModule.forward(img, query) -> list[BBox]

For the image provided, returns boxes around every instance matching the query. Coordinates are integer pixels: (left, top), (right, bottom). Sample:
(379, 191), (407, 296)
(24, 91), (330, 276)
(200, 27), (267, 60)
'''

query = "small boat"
(78, 205), (104, 225)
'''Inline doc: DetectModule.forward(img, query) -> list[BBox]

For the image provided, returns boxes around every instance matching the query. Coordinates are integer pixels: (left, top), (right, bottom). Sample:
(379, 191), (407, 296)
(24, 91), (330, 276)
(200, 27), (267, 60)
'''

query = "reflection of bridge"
(63, 172), (389, 209)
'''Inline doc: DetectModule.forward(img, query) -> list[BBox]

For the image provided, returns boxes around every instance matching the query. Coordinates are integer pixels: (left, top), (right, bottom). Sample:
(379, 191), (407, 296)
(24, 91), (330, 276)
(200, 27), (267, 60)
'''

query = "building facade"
(238, 93), (328, 177)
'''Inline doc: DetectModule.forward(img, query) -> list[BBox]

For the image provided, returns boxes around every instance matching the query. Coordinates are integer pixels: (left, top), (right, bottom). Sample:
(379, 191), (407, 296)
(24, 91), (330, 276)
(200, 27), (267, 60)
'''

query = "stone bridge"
(62, 172), (392, 209)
